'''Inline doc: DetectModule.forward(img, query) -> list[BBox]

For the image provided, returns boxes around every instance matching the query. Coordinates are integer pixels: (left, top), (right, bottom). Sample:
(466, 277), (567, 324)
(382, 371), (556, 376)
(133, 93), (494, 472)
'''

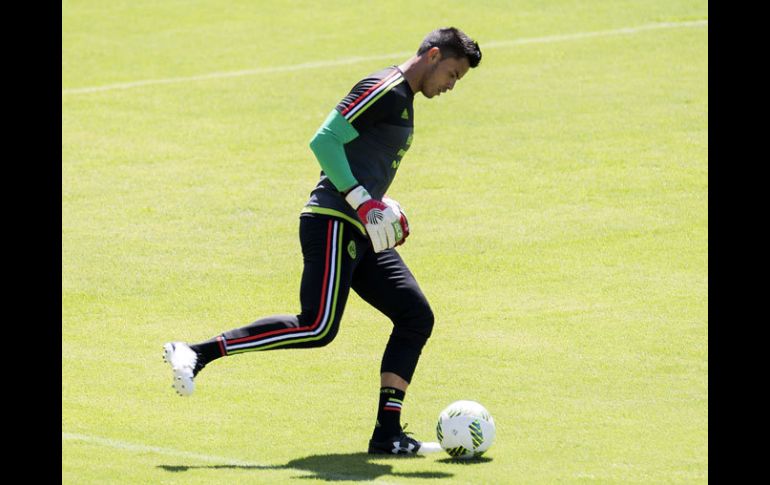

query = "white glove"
(382, 196), (410, 247)
(345, 185), (403, 252)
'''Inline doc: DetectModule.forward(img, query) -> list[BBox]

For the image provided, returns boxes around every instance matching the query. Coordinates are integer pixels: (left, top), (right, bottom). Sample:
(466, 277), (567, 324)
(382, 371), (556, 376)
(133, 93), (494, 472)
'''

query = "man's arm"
(308, 109), (360, 193)
(309, 68), (402, 193)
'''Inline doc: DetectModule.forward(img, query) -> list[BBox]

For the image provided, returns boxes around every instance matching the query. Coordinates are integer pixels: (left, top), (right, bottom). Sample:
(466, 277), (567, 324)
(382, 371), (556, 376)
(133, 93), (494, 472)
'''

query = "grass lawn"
(62, 1), (708, 482)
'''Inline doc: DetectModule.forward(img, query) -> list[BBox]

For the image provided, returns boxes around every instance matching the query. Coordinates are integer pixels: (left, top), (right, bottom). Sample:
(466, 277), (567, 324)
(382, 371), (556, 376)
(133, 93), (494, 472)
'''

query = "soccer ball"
(436, 400), (495, 459)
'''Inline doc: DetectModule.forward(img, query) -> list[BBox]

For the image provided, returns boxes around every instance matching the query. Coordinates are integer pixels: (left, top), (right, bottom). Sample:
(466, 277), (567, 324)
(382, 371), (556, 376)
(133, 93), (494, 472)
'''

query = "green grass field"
(62, 1), (708, 483)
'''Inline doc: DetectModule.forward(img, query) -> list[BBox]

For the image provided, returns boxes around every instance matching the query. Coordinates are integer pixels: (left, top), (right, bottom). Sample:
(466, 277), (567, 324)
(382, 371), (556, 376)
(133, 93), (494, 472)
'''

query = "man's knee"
(415, 304), (435, 339)
(311, 325), (340, 347)
(292, 311), (343, 348)
(394, 303), (434, 344)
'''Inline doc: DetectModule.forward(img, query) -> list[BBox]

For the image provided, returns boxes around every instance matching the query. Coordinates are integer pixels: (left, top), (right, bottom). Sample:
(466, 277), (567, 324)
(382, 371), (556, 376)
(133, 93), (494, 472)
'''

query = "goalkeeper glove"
(345, 185), (403, 253)
(383, 196), (410, 247)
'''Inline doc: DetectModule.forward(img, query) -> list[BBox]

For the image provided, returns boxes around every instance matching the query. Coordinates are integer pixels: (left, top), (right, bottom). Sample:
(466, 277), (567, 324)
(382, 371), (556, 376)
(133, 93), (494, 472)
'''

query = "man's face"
(421, 51), (471, 99)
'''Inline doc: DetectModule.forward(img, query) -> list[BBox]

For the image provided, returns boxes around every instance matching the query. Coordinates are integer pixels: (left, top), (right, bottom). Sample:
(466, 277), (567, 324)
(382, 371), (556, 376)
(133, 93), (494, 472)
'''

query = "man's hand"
(345, 185), (403, 252)
(383, 196), (410, 247)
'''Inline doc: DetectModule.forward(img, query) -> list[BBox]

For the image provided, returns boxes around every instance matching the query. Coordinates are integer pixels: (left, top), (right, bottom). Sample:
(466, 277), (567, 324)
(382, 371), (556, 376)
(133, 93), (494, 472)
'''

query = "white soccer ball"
(436, 400), (496, 459)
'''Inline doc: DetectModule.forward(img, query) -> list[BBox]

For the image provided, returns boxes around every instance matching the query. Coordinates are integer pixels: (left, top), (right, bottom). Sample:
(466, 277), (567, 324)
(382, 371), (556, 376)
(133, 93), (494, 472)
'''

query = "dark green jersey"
(304, 66), (415, 234)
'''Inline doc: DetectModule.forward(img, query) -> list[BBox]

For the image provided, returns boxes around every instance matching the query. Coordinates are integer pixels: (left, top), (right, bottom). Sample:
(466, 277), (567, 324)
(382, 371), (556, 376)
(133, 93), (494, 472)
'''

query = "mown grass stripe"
(62, 20), (706, 95)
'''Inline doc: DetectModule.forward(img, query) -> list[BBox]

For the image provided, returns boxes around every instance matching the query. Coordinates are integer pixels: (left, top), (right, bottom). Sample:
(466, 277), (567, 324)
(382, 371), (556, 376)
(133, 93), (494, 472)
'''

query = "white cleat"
(417, 441), (443, 455)
(163, 342), (197, 396)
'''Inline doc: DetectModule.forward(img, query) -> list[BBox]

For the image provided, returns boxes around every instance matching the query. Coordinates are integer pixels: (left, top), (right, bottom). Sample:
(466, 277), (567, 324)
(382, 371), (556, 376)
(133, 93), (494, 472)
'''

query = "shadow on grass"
(435, 456), (494, 465)
(159, 452), (455, 481)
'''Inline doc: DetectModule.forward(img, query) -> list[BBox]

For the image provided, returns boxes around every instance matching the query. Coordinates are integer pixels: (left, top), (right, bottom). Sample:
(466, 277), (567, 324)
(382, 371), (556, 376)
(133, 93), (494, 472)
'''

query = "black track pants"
(217, 214), (434, 383)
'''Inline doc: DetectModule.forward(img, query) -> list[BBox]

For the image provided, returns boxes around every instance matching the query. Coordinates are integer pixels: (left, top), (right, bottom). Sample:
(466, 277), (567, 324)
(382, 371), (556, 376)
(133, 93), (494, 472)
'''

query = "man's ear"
(427, 46), (442, 64)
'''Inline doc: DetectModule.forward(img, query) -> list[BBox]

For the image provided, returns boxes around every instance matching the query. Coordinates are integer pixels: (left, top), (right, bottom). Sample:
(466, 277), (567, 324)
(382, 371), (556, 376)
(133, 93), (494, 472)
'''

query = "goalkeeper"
(164, 27), (481, 455)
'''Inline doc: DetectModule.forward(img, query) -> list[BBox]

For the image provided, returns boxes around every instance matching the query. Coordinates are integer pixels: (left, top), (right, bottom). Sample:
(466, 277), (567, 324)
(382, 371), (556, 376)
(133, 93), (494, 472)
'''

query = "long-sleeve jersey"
(303, 66), (415, 235)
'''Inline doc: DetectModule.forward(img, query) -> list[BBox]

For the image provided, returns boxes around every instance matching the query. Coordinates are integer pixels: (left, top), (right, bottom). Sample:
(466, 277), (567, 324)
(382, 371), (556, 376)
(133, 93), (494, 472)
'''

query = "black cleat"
(368, 427), (442, 455)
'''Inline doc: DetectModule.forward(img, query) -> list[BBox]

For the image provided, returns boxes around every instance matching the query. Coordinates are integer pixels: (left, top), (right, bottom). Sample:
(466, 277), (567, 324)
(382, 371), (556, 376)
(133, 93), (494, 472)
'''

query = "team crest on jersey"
(401, 108), (409, 120)
(347, 240), (356, 259)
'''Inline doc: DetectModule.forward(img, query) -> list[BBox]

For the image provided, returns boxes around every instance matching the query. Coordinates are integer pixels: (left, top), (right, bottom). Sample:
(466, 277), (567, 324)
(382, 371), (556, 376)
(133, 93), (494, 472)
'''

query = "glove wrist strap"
(345, 184), (372, 210)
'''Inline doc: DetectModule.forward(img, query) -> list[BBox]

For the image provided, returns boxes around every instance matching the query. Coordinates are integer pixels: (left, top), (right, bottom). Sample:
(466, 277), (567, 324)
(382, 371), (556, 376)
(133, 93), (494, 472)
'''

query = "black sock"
(189, 336), (226, 376)
(372, 387), (406, 441)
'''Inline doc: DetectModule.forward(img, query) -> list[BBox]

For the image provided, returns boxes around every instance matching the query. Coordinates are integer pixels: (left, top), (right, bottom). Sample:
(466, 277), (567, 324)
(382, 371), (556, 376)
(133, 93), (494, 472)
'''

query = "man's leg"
(350, 248), (440, 454)
(164, 215), (361, 396)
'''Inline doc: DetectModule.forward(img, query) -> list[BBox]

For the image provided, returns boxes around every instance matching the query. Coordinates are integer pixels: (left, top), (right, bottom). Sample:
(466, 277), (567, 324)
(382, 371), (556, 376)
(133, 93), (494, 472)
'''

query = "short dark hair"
(417, 27), (482, 68)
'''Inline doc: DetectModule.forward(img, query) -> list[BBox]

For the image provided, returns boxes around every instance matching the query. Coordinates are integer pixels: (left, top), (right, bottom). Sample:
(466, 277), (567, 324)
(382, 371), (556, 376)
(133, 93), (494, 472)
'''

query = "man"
(164, 27), (482, 455)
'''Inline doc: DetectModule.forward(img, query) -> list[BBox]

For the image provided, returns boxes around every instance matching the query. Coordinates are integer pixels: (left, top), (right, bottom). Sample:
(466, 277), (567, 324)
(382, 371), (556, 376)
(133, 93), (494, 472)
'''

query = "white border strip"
(62, 431), (402, 483)
(62, 432), (264, 467)
(62, 20), (707, 96)
(62, 53), (412, 95)
(483, 19), (707, 49)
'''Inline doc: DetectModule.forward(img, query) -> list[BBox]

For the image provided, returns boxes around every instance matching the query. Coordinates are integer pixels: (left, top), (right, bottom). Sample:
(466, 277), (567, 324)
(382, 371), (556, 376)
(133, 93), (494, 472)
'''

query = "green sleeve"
(308, 109), (360, 192)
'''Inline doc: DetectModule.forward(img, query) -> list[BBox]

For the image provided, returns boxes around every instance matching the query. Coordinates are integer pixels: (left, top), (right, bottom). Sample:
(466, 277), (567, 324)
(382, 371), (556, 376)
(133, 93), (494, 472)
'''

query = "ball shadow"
(435, 456), (494, 465)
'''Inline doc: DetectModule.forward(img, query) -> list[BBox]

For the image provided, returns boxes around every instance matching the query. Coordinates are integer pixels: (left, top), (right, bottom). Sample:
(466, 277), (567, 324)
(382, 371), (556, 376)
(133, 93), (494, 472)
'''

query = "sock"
(372, 387), (406, 441)
(189, 336), (226, 376)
